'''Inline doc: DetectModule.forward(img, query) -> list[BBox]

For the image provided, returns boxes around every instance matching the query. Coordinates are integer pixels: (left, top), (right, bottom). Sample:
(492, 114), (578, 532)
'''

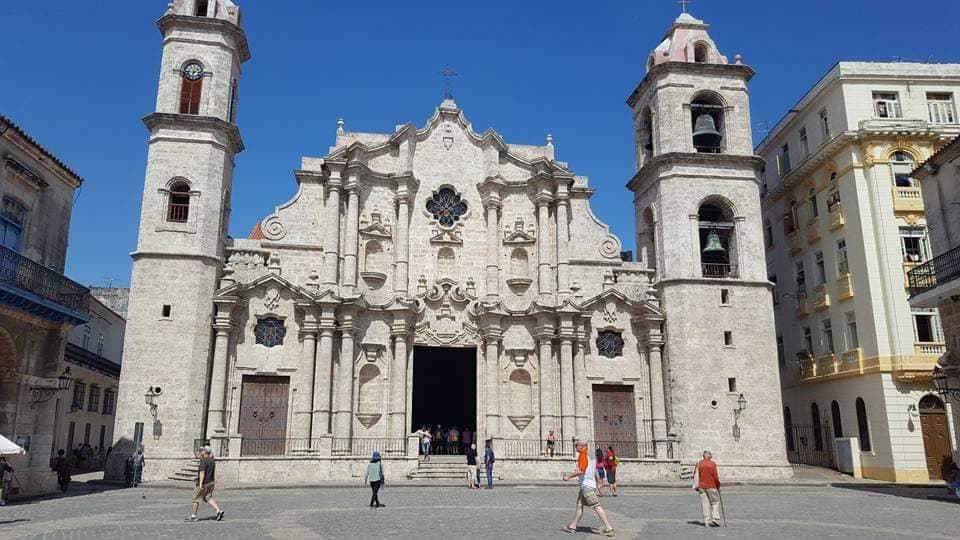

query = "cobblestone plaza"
(0, 482), (956, 539)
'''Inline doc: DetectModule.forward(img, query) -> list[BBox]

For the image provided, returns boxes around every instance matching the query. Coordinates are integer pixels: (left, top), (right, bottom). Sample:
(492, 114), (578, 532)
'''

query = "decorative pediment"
(578, 288), (665, 321)
(214, 272), (314, 302)
(429, 227), (463, 245)
(418, 277), (477, 304)
(359, 209), (393, 239)
(414, 319), (480, 347)
(502, 216), (537, 245)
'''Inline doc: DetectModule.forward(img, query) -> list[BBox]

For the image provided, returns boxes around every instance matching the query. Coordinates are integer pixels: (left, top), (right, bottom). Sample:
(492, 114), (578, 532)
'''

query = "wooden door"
(238, 375), (290, 456)
(592, 385), (639, 458)
(919, 396), (951, 480)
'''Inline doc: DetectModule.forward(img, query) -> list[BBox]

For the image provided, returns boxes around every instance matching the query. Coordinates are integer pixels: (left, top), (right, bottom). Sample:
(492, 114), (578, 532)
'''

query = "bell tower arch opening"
(698, 200), (737, 278)
(691, 91), (725, 153)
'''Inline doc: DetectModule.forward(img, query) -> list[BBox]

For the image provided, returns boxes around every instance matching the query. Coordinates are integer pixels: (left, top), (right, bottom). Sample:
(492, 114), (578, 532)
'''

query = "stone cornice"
(157, 14), (251, 63)
(627, 62), (755, 108)
(143, 113), (244, 153)
(627, 152), (764, 191)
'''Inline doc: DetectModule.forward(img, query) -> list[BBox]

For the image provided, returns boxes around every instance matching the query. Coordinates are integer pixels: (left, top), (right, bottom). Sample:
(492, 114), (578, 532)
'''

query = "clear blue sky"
(2, 0), (958, 288)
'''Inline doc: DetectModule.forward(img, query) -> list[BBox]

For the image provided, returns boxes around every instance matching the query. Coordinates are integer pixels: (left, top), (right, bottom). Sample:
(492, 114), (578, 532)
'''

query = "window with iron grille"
(254, 317), (286, 348)
(88, 385), (101, 412)
(596, 331), (624, 358)
(167, 181), (191, 223)
(815, 251), (826, 285)
(856, 397), (871, 451)
(821, 319), (834, 354)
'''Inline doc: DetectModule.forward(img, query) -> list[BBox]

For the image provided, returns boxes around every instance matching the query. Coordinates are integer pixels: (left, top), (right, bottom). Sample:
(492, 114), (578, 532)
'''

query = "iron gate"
(785, 422), (836, 469)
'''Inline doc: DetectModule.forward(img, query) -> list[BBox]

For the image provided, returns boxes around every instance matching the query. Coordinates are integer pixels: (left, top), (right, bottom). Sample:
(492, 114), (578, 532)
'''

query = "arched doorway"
(918, 395), (951, 480)
(0, 326), (19, 436)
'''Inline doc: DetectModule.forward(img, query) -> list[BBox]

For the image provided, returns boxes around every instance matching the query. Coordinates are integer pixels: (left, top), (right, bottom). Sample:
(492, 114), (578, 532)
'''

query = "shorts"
(192, 482), (215, 503)
(606, 470), (616, 484)
(577, 487), (601, 508)
(598, 468), (606, 479)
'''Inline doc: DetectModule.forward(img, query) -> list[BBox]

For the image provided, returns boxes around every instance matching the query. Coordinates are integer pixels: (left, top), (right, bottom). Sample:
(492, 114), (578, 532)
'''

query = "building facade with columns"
(111, 2), (789, 484)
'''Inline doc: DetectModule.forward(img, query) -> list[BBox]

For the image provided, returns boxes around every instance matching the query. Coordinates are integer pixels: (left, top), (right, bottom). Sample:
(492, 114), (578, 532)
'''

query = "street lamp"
(144, 386), (162, 418)
(933, 367), (960, 401)
(29, 367), (74, 408)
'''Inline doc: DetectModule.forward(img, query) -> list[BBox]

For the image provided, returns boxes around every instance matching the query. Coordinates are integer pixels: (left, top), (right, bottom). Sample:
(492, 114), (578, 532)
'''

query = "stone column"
(322, 171), (343, 288)
(394, 178), (412, 295)
(484, 198), (501, 297)
(647, 340), (668, 450)
(342, 174), (361, 293)
(484, 333), (502, 438)
(535, 194), (553, 298)
(312, 314), (336, 436)
(333, 309), (356, 441)
(205, 300), (234, 437)
(556, 186), (570, 299)
(559, 336), (576, 440)
(293, 306), (318, 441)
(535, 322), (557, 442)
(389, 318), (410, 439)
(573, 334), (590, 438)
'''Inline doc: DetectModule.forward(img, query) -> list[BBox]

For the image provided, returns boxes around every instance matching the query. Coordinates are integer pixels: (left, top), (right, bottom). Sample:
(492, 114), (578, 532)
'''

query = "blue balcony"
(0, 244), (89, 325)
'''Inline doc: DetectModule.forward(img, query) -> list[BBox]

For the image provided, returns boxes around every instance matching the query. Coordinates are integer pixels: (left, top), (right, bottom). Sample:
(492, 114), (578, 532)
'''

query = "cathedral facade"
(111, 1), (790, 483)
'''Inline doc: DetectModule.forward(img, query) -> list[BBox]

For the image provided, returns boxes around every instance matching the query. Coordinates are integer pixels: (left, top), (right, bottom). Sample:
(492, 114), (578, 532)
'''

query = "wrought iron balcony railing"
(701, 263), (738, 279)
(0, 244), (90, 313)
(908, 244), (960, 297)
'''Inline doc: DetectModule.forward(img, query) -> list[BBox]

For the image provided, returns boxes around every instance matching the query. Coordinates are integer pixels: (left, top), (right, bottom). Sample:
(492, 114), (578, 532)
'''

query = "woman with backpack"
(604, 446), (619, 497)
(366, 451), (385, 508)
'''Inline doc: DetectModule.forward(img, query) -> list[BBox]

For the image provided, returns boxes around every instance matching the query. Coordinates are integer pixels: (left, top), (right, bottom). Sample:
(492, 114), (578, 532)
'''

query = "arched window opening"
(811, 403), (824, 451)
(856, 397), (871, 452)
(783, 406), (795, 452)
(698, 202), (736, 278)
(691, 93), (724, 153)
(638, 107), (654, 165)
(693, 42), (709, 63)
(179, 61), (204, 115)
(891, 151), (916, 187)
(641, 207), (657, 272)
(167, 181), (191, 223)
(918, 394), (944, 412)
(831, 400), (843, 438)
(228, 79), (239, 123)
(195, 0), (209, 17)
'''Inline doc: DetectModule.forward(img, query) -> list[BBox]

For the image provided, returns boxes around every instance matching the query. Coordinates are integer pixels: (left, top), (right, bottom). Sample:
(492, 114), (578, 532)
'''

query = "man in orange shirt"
(695, 450), (721, 527)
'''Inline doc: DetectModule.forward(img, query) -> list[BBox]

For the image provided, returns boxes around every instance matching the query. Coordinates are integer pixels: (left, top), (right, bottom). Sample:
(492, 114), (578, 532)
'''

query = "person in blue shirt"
(483, 439), (495, 489)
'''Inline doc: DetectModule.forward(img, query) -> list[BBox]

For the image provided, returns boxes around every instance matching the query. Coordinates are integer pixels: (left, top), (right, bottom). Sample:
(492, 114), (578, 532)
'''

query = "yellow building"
(758, 63), (960, 482)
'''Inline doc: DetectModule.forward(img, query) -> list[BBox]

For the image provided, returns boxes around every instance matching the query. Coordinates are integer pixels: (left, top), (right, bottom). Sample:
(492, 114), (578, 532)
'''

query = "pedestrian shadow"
(832, 484), (960, 505)
(0, 519), (30, 525)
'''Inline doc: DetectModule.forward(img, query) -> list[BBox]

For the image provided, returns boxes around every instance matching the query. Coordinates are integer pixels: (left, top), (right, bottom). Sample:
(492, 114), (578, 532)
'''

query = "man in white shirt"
(562, 440), (614, 536)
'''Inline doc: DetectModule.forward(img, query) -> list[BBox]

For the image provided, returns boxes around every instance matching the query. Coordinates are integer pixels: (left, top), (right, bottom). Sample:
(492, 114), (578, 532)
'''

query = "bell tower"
(627, 12), (789, 475)
(111, 0), (249, 479)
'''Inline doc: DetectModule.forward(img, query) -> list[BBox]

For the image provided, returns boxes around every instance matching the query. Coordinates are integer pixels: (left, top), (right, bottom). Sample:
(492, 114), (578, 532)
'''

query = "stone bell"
(692, 113), (722, 148)
(702, 230), (725, 254)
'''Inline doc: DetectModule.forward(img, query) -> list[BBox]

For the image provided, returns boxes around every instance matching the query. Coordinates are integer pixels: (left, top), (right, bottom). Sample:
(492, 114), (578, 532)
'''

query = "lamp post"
(933, 367), (960, 401)
(144, 386), (161, 419)
(732, 393), (747, 442)
(29, 367), (73, 408)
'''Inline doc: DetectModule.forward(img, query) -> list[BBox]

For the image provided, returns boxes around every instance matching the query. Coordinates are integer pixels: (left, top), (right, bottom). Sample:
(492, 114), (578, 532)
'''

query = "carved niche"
(359, 209), (393, 290)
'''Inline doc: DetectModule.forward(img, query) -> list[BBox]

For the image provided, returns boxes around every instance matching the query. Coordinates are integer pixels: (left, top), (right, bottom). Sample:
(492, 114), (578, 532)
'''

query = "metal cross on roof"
(679, 0), (691, 13)
(439, 67), (458, 99)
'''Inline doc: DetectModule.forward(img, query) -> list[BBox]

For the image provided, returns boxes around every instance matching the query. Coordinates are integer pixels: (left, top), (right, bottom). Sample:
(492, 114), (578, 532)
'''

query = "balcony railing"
(701, 263), (738, 279)
(828, 203), (845, 231)
(805, 217), (821, 243)
(909, 244), (960, 297)
(0, 244), (89, 313)
(892, 186), (924, 213)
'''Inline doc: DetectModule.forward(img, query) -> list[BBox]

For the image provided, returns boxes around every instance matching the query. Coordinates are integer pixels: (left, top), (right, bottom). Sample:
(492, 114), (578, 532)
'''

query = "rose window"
(596, 331), (625, 359)
(425, 188), (467, 227)
(254, 317), (286, 348)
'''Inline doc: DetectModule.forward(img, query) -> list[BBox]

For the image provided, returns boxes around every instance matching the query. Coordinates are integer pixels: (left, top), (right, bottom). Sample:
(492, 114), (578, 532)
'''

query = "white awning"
(0, 434), (26, 455)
